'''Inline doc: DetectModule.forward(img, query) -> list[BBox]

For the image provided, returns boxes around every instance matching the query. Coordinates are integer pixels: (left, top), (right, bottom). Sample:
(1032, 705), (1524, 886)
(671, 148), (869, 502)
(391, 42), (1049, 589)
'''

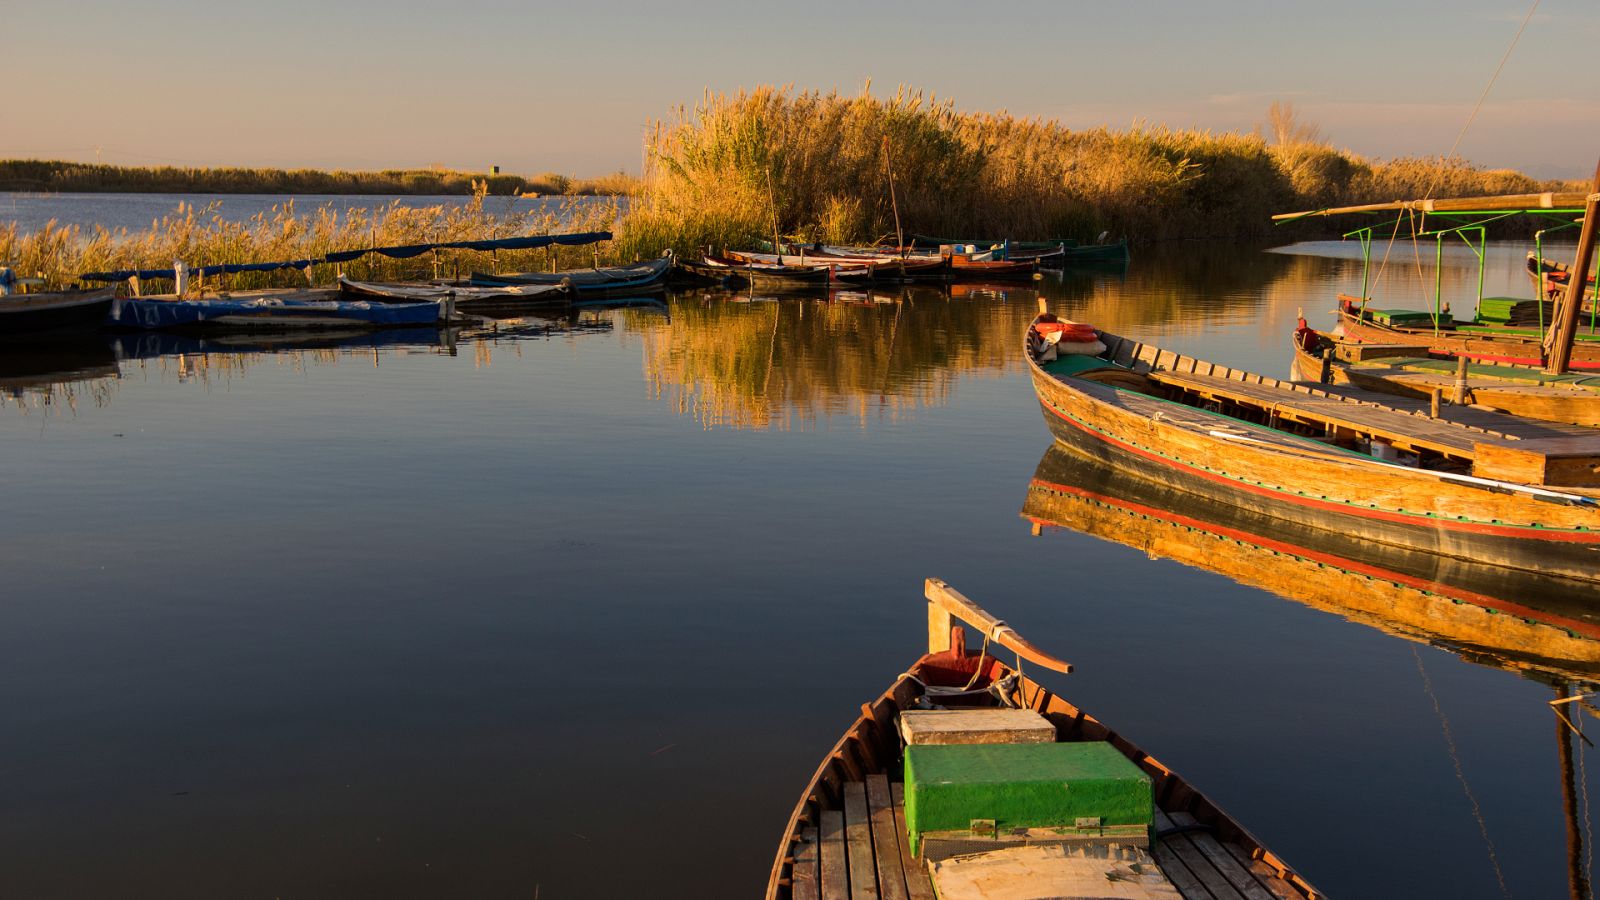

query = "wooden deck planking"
(889, 783), (937, 900)
(843, 782), (880, 900)
(864, 775), (910, 900)
(793, 826), (821, 900)
(1222, 844), (1306, 900)
(1163, 811), (1278, 900)
(820, 809), (849, 900)
(1152, 839), (1217, 899)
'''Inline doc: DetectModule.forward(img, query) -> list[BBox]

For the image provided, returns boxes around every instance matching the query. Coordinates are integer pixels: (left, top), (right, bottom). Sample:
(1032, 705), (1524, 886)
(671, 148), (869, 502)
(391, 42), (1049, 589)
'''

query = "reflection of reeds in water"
(2, 375), (119, 415)
(634, 293), (1038, 430)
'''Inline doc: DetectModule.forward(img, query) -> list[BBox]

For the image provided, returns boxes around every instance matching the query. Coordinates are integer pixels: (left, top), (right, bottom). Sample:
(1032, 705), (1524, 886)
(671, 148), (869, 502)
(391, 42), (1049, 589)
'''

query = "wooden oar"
(925, 577), (1071, 673)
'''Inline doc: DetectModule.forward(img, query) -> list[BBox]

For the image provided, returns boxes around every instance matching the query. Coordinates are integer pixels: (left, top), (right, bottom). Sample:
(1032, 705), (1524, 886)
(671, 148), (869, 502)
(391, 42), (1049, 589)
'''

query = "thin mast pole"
(1545, 160), (1600, 374)
(884, 136), (904, 254)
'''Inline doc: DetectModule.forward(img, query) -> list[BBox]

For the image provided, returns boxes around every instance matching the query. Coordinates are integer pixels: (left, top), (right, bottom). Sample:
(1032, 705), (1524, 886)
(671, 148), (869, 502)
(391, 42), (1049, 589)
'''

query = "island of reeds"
(3, 86), (1580, 289)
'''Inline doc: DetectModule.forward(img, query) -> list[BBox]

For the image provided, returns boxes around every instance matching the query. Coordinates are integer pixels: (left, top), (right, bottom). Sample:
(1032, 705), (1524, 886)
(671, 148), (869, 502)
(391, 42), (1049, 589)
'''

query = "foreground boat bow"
(768, 579), (1320, 899)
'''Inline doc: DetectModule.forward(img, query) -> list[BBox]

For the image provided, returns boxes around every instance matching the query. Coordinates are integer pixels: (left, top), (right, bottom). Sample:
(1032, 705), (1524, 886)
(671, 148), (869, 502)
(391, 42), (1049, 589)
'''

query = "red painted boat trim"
(1035, 391), (1600, 543)
(1027, 480), (1600, 640)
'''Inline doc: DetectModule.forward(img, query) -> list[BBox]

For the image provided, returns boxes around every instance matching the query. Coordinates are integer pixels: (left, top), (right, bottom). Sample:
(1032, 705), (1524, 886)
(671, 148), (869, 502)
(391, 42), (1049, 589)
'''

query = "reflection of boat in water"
(1022, 442), (1600, 683)
(0, 333), (120, 403)
(108, 326), (460, 360)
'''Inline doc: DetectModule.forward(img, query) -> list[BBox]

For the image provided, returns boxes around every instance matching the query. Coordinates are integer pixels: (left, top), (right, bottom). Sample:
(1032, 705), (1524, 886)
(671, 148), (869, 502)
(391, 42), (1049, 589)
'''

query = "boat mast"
(1544, 161), (1600, 375)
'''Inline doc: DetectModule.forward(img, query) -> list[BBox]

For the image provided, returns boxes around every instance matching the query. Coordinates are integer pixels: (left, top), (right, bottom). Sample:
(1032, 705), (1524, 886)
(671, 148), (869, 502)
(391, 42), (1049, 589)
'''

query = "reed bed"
(615, 85), (1575, 257)
(0, 160), (638, 197)
(1, 186), (626, 290)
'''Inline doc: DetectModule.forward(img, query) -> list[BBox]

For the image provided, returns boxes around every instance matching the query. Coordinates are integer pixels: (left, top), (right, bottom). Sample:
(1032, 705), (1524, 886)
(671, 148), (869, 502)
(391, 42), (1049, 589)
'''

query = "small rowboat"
(0, 287), (116, 336)
(338, 276), (568, 306)
(721, 250), (876, 282)
(1529, 251), (1598, 300)
(787, 246), (952, 282)
(468, 250), (673, 296)
(769, 578), (1320, 900)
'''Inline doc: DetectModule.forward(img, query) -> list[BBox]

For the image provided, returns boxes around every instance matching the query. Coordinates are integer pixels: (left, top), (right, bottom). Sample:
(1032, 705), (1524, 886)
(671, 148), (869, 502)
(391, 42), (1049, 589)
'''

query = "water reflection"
(1022, 441), (1600, 685)
(0, 334), (121, 414)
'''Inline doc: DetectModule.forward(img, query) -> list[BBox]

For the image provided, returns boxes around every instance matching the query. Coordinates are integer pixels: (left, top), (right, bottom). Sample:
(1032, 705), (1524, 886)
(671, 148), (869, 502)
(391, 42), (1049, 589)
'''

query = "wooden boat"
(1293, 320), (1600, 427)
(338, 276), (568, 307)
(768, 578), (1320, 900)
(697, 255), (842, 291)
(1529, 251), (1597, 300)
(1024, 442), (1600, 683)
(469, 250), (673, 296)
(787, 246), (952, 282)
(1276, 190), (1600, 370)
(909, 235), (1131, 266)
(721, 250), (877, 282)
(1335, 293), (1600, 371)
(1025, 305), (1600, 583)
(0, 287), (116, 336)
(112, 289), (443, 331)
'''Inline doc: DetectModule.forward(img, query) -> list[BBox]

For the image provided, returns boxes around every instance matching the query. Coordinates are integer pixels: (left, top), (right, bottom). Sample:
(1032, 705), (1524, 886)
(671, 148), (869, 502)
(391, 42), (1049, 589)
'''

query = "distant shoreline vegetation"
(0, 160), (638, 197)
(609, 86), (1579, 260)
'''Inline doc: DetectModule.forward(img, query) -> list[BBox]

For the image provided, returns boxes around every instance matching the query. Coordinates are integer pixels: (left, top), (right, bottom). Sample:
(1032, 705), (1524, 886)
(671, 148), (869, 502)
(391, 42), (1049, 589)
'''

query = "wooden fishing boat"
(1293, 320), (1600, 427)
(1024, 442), (1600, 683)
(469, 250), (673, 296)
(788, 246), (952, 282)
(947, 255), (1039, 281)
(1335, 293), (1600, 370)
(1276, 190), (1600, 370)
(0, 287), (116, 336)
(721, 250), (877, 282)
(909, 235), (1131, 266)
(768, 578), (1320, 900)
(1530, 251), (1598, 301)
(698, 255), (842, 291)
(338, 276), (568, 307)
(112, 289), (443, 331)
(1025, 305), (1600, 583)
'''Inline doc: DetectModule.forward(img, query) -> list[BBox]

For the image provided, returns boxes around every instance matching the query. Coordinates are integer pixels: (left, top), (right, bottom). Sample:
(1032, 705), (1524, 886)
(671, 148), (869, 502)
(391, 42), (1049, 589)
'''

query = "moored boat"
(768, 578), (1321, 900)
(1293, 320), (1600, 428)
(112, 289), (443, 331)
(338, 276), (569, 306)
(697, 254), (842, 291)
(468, 250), (673, 296)
(0, 287), (116, 336)
(1025, 304), (1600, 583)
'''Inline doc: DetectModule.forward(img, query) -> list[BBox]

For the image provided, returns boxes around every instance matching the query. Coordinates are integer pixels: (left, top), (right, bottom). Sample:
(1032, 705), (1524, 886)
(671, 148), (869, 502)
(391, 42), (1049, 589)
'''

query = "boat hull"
(0, 288), (116, 336)
(1029, 360), (1600, 583)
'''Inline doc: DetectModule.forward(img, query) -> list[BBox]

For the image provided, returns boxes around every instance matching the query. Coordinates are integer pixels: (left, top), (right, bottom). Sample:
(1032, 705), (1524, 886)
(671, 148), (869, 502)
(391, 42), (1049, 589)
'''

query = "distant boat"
(338, 276), (568, 307)
(766, 577), (1322, 900)
(696, 254), (843, 291)
(0, 287), (116, 336)
(469, 250), (674, 296)
(909, 234), (1130, 266)
(112, 289), (442, 331)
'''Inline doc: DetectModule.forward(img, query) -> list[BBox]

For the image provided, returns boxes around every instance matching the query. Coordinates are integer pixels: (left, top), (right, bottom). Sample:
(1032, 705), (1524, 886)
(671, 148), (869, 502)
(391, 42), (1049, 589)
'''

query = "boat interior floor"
(789, 772), (1302, 900)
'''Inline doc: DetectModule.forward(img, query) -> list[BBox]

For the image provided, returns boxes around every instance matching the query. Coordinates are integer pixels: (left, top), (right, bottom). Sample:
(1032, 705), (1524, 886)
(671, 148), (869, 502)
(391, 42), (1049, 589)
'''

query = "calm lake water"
(2, 235), (1593, 899)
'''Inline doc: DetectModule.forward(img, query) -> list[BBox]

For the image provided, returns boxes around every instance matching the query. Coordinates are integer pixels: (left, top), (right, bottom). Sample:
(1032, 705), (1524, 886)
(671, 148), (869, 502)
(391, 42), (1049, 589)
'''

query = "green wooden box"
(1368, 308), (1443, 327)
(903, 742), (1152, 855)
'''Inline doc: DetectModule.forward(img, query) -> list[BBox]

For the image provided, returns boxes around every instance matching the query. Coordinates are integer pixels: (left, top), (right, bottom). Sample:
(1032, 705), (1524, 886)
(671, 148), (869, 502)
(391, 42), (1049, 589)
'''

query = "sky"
(4, 0), (1597, 179)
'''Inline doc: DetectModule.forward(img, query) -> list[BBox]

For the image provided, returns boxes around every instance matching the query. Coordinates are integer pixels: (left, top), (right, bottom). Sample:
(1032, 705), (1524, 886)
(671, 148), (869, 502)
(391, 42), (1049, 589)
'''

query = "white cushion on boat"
(928, 844), (1181, 900)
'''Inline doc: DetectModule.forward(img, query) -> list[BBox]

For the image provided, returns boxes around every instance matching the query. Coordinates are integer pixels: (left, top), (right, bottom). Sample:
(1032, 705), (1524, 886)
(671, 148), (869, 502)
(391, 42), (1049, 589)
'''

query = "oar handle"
(925, 577), (1071, 673)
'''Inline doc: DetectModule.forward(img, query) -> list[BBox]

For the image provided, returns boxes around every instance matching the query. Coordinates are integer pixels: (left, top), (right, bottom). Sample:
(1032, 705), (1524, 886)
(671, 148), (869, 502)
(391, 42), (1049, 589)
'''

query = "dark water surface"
(2, 241), (1593, 899)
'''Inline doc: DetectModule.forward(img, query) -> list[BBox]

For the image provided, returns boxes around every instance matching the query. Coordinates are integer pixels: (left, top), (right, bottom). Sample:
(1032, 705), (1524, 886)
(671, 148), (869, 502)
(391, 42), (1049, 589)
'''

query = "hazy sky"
(5, 0), (1596, 178)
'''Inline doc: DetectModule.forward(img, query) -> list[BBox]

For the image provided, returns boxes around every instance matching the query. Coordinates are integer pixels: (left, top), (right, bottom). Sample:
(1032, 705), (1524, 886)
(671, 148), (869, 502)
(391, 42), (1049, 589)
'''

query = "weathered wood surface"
(793, 826), (821, 900)
(899, 708), (1055, 745)
(924, 578), (1071, 673)
(865, 776), (911, 900)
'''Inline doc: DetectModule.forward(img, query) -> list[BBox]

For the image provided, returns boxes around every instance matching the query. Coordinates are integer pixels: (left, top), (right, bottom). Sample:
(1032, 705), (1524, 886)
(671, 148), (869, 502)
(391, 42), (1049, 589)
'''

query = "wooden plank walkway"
(808, 776), (1284, 900)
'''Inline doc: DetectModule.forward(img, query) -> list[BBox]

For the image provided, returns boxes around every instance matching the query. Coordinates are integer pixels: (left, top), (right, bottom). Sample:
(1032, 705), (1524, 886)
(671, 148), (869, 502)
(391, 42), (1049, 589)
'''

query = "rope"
(1414, 646), (1512, 898)
(1370, 0), (1540, 304)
